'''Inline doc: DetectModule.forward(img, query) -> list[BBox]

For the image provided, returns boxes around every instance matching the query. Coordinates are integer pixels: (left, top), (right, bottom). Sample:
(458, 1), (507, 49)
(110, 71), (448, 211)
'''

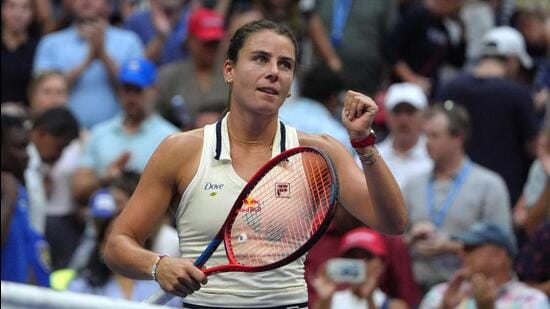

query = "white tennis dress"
(176, 114), (308, 307)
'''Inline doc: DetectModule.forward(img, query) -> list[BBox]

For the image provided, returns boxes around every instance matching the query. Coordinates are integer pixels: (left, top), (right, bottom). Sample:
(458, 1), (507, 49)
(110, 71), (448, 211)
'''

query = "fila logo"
(275, 182), (290, 198)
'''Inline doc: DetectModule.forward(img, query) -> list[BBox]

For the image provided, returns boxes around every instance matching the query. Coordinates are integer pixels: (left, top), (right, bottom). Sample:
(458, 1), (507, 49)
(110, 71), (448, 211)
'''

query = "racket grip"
(143, 290), (173, 305)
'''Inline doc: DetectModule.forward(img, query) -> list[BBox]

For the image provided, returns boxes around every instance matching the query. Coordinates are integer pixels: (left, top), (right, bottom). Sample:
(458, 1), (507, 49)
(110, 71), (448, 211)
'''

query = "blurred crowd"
(1, 0), (549, 308)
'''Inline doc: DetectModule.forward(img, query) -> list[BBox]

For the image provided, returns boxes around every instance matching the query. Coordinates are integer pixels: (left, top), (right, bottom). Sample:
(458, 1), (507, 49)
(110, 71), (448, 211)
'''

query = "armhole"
(174, 127), (213, 220)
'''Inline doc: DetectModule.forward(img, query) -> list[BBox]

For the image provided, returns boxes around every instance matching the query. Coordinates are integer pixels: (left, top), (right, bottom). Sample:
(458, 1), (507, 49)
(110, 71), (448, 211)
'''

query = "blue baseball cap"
(119, 58), (157, 88)
(88, 188), (117, 218)
(452, 222), (517, 257)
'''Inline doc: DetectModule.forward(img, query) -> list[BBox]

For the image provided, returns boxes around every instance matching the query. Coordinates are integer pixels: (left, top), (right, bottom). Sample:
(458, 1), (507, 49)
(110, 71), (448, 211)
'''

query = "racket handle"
(143, 290), (173, 305)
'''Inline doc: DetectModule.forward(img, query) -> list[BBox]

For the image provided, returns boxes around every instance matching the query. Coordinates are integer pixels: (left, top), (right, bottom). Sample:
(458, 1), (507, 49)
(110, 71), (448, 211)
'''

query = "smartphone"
(325, 258), (366, 284)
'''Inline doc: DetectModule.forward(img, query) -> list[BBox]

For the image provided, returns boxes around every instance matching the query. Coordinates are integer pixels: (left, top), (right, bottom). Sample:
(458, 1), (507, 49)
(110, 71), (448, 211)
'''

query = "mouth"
(257, 87), (279, 96)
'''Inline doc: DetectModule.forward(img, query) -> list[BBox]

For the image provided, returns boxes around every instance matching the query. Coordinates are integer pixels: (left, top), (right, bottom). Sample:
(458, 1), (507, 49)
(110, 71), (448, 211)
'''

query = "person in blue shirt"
(72, 57), (179, 207)
(1, 114), (51, 287)
(279, 64), (353, 154)
(33, 0), (143, 129)
(124, 0), (189, 65)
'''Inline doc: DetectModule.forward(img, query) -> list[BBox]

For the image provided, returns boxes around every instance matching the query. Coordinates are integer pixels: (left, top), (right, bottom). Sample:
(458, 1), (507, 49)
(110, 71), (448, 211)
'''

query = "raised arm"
(322, 90), (406, 234)
(104, 132), (206, 298)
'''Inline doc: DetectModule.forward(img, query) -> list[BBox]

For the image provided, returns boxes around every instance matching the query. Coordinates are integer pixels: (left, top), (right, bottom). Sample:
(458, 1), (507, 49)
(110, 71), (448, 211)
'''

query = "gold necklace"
(227, 125), (272, 145)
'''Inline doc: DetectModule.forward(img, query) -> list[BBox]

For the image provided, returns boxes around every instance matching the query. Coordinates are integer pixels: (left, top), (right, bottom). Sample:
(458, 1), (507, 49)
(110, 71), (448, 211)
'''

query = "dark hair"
(226, 19), (299, 67)
(32, 106), (79, 141)
(1, 114), (27, 147)
(109, 170), (141, 197)
(301, 64), (345, 103)
(426, 101), (471, 142)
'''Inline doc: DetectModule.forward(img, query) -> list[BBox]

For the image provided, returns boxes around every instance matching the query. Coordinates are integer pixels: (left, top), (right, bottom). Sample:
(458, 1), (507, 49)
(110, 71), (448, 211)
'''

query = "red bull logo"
(241, 196), (262, 212)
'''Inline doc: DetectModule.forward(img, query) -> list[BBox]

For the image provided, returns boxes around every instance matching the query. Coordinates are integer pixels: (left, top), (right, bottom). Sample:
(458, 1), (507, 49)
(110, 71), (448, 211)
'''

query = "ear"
(223, 59), (234, 85)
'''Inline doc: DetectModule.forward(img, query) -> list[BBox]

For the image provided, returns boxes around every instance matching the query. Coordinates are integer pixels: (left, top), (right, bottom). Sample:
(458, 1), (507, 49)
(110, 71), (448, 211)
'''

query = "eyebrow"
(251, 50), (295, 66)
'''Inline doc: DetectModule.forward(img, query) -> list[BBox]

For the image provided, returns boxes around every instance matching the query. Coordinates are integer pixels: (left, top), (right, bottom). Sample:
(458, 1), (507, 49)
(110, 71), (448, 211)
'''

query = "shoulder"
(107, 26), (142, 44)
(124, 10), (150, 26)
(88, 118), (118, 136)
(153, 129), (204, 162)
(506, 281), (548, 304)
(38, 28), (73, 46)
(470, 162), (506, 185)
(150, 115), (180, 133)
(297, 131), (341, 150)
(158, 60), (187, 78)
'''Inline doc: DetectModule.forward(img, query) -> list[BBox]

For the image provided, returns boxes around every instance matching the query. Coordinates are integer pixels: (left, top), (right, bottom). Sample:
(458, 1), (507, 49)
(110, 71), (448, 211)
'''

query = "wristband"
(151, 255), (167, 282)
(351, 129), (376, 148)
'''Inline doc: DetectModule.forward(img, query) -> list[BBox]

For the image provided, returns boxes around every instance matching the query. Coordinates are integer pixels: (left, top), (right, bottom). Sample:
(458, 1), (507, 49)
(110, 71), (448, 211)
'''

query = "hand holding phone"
(326, 258), (366, 284)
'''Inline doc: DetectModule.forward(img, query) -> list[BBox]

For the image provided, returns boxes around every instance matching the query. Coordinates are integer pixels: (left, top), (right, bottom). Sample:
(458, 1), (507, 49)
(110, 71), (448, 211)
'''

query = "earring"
(225, 79), (232, 85)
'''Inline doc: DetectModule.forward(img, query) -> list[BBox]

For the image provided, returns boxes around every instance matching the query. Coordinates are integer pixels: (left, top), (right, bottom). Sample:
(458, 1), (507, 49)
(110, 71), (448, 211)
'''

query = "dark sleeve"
(512, 85), (539, 142)
(446, 21), (466, 69)
(383, 6), (425, 66)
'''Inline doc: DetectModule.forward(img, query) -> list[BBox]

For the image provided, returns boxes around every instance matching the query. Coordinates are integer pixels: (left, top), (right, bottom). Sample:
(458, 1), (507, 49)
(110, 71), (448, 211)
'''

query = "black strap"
(183, 302), (308, 309)
(214, 119), (222, 160)
(279, 121), (286, 153)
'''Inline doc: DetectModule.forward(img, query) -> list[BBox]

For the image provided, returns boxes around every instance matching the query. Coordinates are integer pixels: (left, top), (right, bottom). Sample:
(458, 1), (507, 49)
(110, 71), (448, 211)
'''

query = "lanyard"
(426, 159), (472, 228)
(331, 0), (352, 47)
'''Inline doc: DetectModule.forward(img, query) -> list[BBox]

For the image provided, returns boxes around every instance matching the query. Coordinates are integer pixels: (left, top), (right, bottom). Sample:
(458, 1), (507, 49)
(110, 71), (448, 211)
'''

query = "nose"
(265, 60), (279, 82)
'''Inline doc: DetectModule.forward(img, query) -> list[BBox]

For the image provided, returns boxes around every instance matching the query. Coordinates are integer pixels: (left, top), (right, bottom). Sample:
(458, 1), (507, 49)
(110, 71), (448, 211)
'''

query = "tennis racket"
(146, 146), (338, 305)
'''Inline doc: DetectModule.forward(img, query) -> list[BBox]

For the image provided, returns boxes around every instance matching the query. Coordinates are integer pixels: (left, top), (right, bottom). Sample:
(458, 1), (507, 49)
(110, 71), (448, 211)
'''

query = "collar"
(214, 113), (287, 161)
(111, 113), (157, 133)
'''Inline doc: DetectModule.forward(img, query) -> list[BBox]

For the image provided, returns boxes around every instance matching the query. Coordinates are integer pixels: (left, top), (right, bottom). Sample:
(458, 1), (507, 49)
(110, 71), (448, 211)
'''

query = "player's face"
(224, 30), (295, 116)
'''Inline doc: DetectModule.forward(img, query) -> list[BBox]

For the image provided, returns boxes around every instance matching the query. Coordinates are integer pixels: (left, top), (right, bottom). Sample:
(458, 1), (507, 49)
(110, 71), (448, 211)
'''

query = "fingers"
(343, 90), (377, 121)
(157, 258), (207, 298)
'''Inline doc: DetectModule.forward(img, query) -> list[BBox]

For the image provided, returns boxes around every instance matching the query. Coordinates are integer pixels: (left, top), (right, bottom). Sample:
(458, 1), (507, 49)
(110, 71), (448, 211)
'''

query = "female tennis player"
(104, 20), (406, 308)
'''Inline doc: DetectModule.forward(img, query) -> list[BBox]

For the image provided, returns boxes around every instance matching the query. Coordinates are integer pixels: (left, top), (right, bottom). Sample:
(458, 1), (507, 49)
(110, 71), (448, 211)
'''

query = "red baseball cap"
(339, 227), (387, 257)
(188, 8), (225, 41)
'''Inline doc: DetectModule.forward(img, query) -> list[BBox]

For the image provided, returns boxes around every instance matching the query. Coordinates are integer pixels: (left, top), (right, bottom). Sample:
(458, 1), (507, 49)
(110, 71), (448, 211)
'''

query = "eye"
(253, 55), (268, 63)
(278, 60), (293, 71)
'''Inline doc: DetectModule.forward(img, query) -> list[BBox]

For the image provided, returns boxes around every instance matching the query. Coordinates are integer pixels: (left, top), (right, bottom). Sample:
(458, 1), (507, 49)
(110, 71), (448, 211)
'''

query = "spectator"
(1, 114), (51, 287)
(307, 207), (422, 308)
(72, 57), (178, 205)
(1, 0), (40, 106)
(514, 114), (550, 295)
(404, 103), (512, 292)
(192, 103), (225, 129)
(420, 222), (548, 308)
(279, 64), (353, 154)
(316, 0), (394, 95)
(27, 70), (69, 118)
(26, 71), (87, 270)
(312, 227), (408, 309)
(67, 172), (180, 306)
(378, 82), (432, 189)
(385, 0), (466, 95)
(228, 0), (342, 71)
(34, 0), (143, 129)
(157, 7), (227, 129)
(24, 107), (81, 270)
(124, 0), (190, 65)
(436, 26), (539, 205)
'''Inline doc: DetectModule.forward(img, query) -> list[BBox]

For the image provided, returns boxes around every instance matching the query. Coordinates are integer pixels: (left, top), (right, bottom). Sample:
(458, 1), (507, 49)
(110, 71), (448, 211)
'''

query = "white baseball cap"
(481, 26), (533, 69)
(385, 83), (428, 111)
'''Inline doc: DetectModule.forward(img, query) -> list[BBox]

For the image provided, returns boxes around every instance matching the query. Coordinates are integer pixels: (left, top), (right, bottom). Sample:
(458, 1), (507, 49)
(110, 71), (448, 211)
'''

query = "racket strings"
(228, 151), (334, 266)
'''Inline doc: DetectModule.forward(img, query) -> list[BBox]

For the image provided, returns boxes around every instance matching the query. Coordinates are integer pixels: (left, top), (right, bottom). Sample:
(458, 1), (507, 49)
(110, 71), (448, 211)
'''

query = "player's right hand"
(155, 257), (207, 298)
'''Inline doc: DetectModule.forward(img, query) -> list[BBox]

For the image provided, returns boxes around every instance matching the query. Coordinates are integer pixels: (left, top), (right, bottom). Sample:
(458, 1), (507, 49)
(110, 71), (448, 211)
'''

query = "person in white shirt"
(378, 83), (432, 189)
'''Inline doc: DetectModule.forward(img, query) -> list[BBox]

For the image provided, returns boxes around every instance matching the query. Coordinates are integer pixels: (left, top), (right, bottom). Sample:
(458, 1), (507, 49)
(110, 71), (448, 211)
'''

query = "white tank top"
(175, 114), (307, 306)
